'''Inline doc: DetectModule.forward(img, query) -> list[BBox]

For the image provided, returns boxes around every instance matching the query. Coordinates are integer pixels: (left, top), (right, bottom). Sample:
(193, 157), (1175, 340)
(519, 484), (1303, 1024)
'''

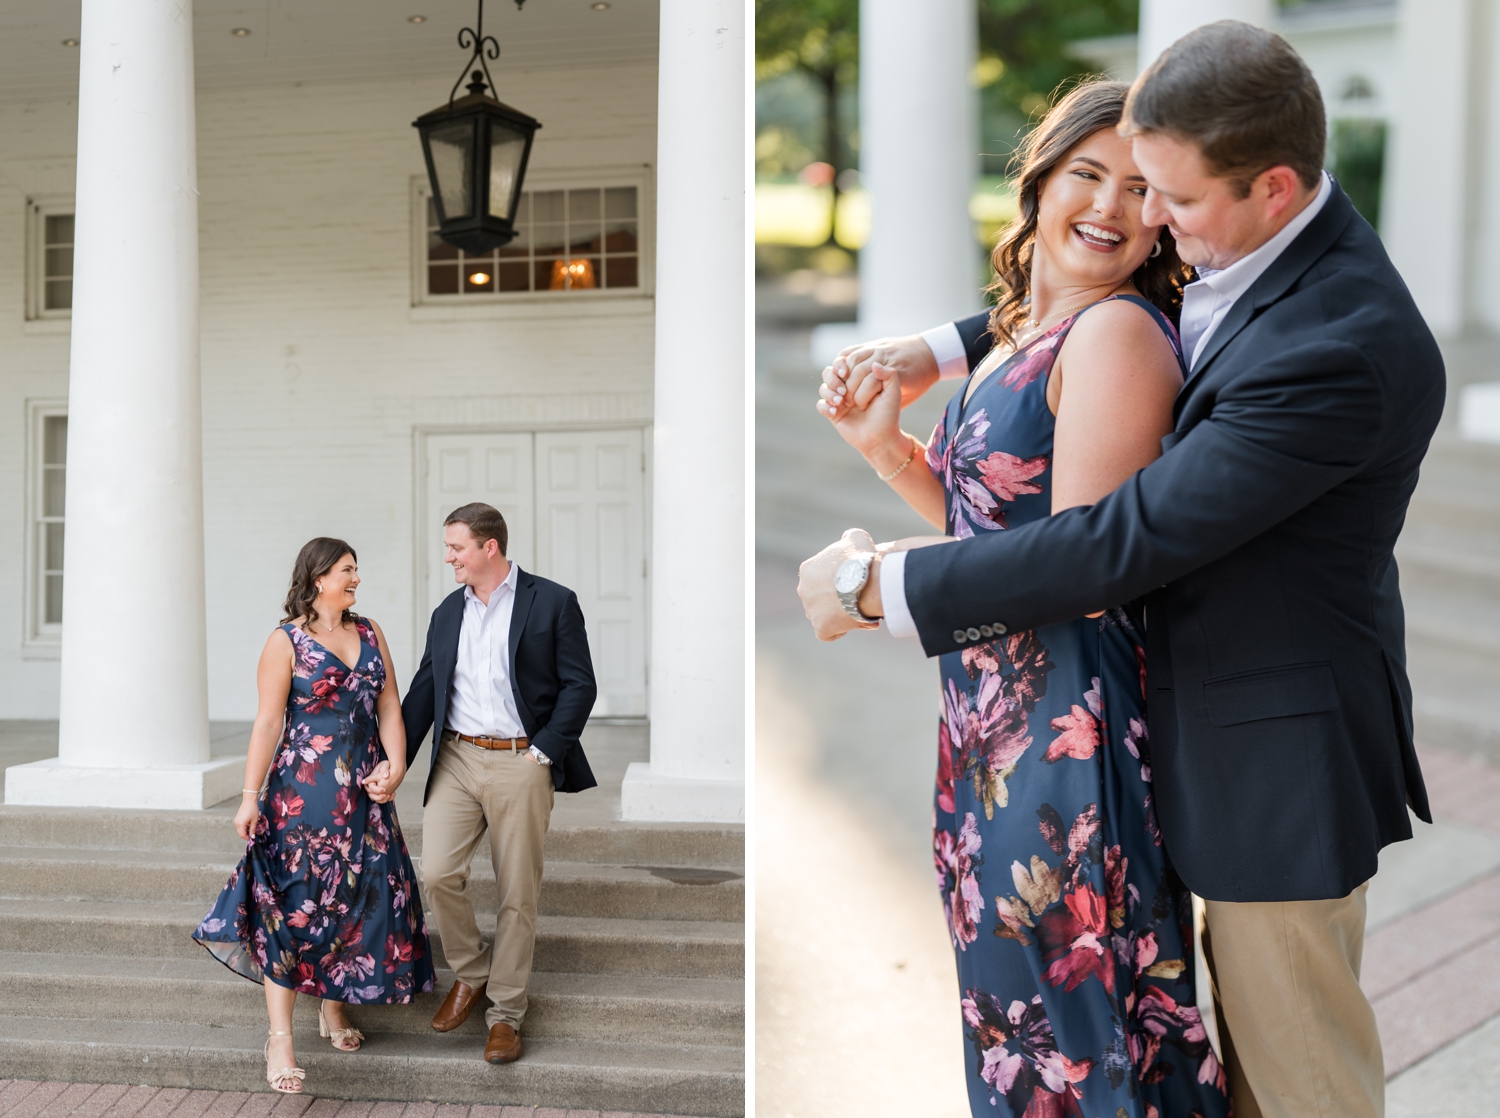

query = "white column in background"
(4, 0), (240, 809)
(1137, 0), (1277, 68)
(620, 0), (745, 822)
(858, 0), (979, 336)
(1384, 0), (1472, 337)
(810, 0), (979, 362)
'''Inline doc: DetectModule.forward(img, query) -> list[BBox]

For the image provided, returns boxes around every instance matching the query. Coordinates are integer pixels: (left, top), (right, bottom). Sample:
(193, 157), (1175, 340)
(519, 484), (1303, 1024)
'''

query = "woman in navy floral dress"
(196, 537), (433, 1094)
(821, 82), (1231, 1117)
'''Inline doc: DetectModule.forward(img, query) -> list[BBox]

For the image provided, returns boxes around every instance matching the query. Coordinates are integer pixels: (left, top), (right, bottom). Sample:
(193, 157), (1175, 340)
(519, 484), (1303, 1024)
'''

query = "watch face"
(834, 557), (866, 595)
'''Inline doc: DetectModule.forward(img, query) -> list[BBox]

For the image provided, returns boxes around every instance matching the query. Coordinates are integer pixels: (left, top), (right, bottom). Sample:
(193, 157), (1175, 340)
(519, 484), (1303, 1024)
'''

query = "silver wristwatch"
(834, 552), (879, 627)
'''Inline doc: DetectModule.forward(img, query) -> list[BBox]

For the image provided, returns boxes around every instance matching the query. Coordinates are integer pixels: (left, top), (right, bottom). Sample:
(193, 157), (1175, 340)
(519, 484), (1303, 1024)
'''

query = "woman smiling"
(817, 80), (1230, 1118)
(193, 537), (434, 1094)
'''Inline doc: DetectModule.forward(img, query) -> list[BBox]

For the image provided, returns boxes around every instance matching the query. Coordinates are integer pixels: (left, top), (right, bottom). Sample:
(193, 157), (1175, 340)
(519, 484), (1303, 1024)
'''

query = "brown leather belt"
(451, 731), (530, 752)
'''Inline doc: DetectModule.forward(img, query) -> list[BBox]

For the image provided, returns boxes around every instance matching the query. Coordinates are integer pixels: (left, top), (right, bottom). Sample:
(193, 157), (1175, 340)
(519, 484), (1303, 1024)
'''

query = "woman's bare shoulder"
(1063, 297), (1181, 378)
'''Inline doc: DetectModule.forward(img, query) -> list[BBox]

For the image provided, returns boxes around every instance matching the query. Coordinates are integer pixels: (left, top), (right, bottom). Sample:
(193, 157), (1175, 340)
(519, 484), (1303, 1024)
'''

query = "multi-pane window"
(42, 215), (74, 312)
(26, 198), (76, 320)
(425, 185), (640, 297)
(34, 413), (67, 635)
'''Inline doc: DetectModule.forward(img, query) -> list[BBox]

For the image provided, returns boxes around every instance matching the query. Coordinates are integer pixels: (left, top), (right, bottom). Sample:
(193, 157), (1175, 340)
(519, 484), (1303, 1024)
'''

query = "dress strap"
(1078, 293), (1185, 367)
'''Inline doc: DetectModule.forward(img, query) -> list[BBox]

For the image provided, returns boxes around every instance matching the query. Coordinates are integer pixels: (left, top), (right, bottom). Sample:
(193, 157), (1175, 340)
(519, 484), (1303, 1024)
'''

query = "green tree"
(977, 0), (1138, 171)
(755, 0), (859, 244)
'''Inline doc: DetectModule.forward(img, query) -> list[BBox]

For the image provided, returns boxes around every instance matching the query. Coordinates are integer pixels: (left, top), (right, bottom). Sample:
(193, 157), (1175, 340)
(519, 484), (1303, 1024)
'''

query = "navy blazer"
(906, 182), (1445, 903)
(401, 567), (598, 800)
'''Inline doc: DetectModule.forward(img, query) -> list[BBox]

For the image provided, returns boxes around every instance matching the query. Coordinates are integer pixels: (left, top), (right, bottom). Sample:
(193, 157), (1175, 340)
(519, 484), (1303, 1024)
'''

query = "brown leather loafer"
(431, 980), (487, 1033)
(485, 1022), (523, 1063)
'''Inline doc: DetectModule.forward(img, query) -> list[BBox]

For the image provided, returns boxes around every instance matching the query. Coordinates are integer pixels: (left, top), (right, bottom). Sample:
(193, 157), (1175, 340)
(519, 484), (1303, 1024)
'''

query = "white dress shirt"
(445, 563), (550, 764)
(884, 172), (1333, 640)
(920, 322), (973, 380)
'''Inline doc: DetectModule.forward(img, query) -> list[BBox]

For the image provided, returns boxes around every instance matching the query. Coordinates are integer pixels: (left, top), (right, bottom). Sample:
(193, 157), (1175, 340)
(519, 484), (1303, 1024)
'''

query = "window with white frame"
(415, 170), (649, 304)
(26, 198), (75, 320)
(26, 403), (68, 647)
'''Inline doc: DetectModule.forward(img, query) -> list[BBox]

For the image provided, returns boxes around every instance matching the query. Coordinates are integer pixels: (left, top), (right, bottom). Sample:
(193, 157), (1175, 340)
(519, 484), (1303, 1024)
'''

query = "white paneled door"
(421, 428), (647, 717)
(535, 429), (647, 717)
(423, 432), (535, 619)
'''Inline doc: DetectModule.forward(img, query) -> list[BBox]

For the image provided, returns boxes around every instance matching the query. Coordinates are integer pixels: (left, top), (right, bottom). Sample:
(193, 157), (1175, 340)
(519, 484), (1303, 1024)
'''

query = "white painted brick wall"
(0, 63), (658, 721)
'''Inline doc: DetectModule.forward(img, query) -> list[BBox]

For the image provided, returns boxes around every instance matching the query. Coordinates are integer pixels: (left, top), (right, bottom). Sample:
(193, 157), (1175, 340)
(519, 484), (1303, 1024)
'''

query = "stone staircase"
(0, 805), (744, 1114)
(1397, 432), (1500, 761)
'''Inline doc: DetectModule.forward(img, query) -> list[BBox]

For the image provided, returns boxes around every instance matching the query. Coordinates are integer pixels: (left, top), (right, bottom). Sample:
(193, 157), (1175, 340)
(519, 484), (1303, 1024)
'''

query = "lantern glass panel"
(427, 120), (476, 220)
(488, 123), (529, 223)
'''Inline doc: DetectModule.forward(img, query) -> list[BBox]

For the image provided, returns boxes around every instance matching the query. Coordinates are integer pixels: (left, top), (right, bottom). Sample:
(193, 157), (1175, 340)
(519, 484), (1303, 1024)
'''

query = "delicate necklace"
(1023, 294), (1101, 334)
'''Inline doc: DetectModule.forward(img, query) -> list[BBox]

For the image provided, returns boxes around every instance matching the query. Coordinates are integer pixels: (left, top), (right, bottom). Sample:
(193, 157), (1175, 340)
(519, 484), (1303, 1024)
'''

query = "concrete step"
(1402, 638), (1500, 763)
(0, 808), (745, 869)
(0, 1015), (743, 1116)
(0, 900), (745, 979)
(0, 848), (743, 923)
(0, 952), (743, 1047)
(1397, 537), (1500, 605)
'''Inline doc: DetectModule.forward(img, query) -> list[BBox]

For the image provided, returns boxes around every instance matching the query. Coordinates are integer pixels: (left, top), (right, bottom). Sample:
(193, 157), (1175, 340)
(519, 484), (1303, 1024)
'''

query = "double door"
(422, 427), (647, 717)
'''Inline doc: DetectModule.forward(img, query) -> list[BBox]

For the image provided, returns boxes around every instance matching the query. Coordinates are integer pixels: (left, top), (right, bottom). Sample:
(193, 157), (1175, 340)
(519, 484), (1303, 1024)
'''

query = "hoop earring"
(1149, 240), (1163, 259)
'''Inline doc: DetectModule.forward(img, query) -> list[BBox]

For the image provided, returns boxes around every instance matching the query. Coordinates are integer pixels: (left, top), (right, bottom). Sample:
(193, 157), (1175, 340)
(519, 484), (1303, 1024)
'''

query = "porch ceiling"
(0, 0), (659, 102)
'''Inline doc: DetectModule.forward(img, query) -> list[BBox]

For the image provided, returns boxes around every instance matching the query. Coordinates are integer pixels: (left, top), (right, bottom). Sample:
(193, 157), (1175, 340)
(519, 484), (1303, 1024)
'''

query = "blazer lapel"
(508, 568), (537, 726)
(432, 589), (464, 729)
(1177, 181), (1357, 406)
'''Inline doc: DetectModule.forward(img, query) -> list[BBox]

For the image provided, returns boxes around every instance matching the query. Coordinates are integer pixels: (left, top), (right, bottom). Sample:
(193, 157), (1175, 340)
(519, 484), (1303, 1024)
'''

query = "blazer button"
(953, 629), (968, 644)
(979, 624), (993, 638)
(993, 623), (1008, 635)
(966, 627), (982, 641)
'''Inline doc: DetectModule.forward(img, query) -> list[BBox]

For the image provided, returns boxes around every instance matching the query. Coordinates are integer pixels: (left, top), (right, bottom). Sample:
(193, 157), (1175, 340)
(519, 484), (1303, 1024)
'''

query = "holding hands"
(818, 333), (942, 422)
(363, 757), (407, 804)
(801, 333), (953, 642)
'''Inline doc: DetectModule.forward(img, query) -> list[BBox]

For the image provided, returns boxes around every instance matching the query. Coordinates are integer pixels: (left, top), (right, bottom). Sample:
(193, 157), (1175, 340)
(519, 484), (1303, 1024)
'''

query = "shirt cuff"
(920, 322), (970, 380)
(881, 550), (918, 639)
(528, 744), (552, 765)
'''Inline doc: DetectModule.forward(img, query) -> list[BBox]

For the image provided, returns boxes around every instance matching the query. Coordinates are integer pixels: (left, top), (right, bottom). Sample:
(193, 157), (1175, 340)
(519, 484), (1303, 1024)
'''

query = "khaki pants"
(1203, 882), (1384, 1118)
(421, 731), (554, 1029)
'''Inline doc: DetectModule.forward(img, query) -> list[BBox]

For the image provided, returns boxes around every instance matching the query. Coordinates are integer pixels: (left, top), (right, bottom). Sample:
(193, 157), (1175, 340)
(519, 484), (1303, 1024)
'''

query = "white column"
(810, 0), (978, 362)
(619, 0), (745, 823)
(1385, 0), (1473, 338)
(4, 0), (238, 810)
(1138, 0), (1276, 69)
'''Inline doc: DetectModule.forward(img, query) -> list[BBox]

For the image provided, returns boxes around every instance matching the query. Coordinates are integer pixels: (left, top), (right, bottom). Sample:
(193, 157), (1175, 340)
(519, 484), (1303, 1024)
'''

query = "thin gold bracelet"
(876, 435), (919, 482)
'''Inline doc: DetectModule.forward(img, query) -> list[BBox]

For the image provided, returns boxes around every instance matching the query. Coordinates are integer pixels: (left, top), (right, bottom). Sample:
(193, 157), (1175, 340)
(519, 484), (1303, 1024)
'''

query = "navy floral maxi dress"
(927, 296), (1231, 1118)
(195, 619), (435, 1004)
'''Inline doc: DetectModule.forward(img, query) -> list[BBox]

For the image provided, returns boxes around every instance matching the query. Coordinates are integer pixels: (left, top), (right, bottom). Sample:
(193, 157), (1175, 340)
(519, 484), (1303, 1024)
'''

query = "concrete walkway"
(755, 304), (1500, 1117)
(0, 1082), (704, 1118)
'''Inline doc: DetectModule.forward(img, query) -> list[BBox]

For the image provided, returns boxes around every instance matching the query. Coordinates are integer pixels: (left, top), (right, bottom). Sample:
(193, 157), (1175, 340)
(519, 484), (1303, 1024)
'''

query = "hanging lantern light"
(413, 0), (541, 255)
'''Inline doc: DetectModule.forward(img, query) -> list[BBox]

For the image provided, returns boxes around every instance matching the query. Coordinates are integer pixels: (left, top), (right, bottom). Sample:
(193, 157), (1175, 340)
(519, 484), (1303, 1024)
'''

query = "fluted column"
(4, 0), (240, 810)
(620, 0), (746, 822)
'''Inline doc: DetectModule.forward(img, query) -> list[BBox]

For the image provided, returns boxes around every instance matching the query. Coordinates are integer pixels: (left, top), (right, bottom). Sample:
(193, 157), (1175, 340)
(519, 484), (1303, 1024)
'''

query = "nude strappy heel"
(319, 1000), (365, 1051)
(265, 1030), (306, 1094)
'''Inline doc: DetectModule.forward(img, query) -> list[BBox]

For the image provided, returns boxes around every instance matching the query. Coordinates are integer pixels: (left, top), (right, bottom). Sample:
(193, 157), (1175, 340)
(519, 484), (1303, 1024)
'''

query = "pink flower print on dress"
(1044, 704), (1101, 763)
(1000, 325), (1069, 392)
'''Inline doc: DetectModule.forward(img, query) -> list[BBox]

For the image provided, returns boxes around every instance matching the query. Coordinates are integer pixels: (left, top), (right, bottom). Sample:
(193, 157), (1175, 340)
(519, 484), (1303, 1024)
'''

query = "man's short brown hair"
(1121, 20), (1326, 198)
(445, 502), (508, 557)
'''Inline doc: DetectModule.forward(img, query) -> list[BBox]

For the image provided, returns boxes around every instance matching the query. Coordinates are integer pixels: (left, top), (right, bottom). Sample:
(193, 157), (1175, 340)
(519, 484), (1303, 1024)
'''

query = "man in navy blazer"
(397, 501), (596, 1064)
(800, 23), (1442, 1118)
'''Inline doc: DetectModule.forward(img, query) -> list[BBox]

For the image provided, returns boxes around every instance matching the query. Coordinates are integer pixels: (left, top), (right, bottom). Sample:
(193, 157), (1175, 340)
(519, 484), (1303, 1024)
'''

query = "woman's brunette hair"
(986, 79), (1191, 348)
(282, 537), (359, 630)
